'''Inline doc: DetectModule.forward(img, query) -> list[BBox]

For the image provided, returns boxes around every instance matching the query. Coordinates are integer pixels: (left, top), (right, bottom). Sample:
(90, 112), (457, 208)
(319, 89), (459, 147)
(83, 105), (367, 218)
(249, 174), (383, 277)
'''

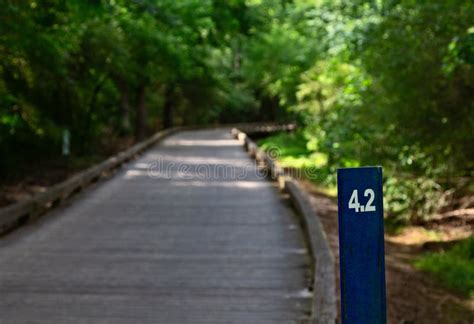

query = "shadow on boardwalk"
(0, 129), (312, 323)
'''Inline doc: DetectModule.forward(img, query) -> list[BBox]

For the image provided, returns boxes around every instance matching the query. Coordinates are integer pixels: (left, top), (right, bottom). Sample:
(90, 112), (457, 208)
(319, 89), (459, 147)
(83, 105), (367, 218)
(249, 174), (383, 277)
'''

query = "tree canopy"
(1, 0), (473, 221)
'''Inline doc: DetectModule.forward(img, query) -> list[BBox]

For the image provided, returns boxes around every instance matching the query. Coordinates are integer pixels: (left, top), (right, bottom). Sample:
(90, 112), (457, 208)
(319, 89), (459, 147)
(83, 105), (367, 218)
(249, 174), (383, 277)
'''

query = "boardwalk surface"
(0, 129), (311, 323)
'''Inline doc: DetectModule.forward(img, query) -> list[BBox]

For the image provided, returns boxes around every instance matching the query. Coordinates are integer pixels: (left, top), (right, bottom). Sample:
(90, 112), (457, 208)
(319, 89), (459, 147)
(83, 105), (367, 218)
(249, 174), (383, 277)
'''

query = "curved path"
(0, 129), (311, 323)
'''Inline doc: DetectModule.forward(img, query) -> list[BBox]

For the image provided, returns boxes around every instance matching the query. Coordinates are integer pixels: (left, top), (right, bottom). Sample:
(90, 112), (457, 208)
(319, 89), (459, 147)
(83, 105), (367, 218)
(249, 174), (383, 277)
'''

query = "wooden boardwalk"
(0, 129), (311, 323)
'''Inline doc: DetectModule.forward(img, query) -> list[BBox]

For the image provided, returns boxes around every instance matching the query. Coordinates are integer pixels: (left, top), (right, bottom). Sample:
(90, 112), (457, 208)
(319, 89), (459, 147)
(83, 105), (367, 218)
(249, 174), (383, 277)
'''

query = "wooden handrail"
(0, 123), (295, 236)
(232, 126), (337, 324)
(0, 127), (179, 235)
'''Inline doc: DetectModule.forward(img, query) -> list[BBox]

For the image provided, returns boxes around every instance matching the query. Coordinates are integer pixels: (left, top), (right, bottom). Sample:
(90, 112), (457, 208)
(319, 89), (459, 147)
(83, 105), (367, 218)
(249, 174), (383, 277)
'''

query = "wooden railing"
(0, 123), (295, 236)
(0, 128), (180, 235)
(231, 126), (337, 324)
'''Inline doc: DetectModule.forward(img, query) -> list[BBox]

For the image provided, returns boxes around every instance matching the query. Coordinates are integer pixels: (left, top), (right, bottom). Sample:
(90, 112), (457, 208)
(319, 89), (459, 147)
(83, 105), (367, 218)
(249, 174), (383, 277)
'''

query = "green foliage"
(248, 0), (473, 222)
(383, 176), (445, 223)
(415, 237), (474, 298)
(0, 0), (263, 174)
(1, 0), (473, 225)
(258, 131), (333, 185)
(259, 131), (310, 157)
(259, 130), (458, 223)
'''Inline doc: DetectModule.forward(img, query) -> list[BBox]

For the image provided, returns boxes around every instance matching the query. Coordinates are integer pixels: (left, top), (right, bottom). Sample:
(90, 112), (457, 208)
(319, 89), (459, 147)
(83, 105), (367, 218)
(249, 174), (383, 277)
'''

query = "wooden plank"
(0, 128), (178, 234)
(233, 128), (337, 323)
(0, 128), (311, 323)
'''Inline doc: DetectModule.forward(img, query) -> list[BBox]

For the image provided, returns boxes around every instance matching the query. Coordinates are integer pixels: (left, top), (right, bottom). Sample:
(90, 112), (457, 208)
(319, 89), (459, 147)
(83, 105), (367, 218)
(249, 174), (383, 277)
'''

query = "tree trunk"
(117, 79), (131, 134)
(135, 84), (147, 140)
(80, 76), (106, 153)
(260, 95), (279, 121)
(163, 85), (174, 129)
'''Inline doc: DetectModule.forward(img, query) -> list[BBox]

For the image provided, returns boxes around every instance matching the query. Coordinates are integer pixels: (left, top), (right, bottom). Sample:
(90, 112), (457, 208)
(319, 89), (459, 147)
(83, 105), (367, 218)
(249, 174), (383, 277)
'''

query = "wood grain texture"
(0, 128), (311, 323)
(232, 128), (337, 324)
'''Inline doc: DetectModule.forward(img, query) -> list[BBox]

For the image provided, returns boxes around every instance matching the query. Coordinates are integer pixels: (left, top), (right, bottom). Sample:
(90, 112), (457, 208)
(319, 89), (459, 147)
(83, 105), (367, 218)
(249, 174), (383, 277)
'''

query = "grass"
(258, 131), (334, 187)
(258, 131), (310, 158)
(415, 236), (474, 298)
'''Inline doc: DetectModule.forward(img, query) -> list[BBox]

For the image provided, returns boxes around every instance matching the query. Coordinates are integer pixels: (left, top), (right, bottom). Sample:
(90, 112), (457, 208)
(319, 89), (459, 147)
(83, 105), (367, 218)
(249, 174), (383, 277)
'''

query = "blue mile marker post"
(337, 166), (386, 323)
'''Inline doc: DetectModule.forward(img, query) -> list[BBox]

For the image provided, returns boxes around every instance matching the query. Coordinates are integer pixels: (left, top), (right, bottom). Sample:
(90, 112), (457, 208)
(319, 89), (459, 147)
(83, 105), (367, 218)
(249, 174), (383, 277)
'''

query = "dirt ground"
(299, 180), (474, 324)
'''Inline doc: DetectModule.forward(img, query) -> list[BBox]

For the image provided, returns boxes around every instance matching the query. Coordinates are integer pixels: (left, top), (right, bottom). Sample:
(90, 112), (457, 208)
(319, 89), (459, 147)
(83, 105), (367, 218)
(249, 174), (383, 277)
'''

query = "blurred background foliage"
(1, 0), (473, 223)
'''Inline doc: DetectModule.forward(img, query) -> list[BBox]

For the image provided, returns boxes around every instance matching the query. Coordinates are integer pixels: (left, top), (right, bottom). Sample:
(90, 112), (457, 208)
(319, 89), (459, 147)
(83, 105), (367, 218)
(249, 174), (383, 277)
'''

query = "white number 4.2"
(348, 189), (376, 213)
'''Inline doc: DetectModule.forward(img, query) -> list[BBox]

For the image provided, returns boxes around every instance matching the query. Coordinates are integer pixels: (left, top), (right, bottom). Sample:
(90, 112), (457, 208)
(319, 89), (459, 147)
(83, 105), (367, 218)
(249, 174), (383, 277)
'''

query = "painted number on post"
(348, 189), (376, 213)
